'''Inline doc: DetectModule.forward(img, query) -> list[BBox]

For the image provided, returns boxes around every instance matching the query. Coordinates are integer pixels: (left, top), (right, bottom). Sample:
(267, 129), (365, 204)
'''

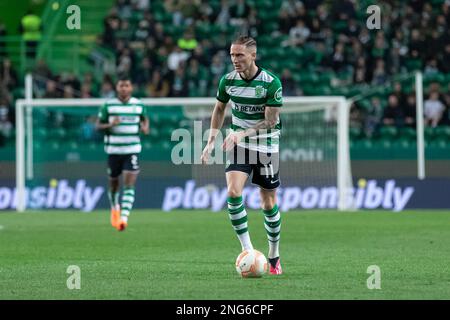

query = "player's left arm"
(140, 105), (150, 135)
(140, 115), (150, 135)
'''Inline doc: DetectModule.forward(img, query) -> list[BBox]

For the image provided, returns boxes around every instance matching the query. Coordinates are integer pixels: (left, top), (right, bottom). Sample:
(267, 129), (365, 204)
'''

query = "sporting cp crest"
(255, 86), (264, 98)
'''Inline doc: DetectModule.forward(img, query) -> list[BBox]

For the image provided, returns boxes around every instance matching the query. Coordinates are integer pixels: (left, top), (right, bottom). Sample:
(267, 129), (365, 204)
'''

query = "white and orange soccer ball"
(235, 249), (268, 278)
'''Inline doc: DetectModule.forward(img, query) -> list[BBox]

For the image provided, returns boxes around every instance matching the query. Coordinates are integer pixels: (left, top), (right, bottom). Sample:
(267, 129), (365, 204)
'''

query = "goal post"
(15, 96), (353, 212)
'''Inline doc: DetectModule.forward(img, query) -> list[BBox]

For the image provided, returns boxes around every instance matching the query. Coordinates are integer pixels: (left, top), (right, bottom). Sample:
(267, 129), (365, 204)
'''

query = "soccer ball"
(235, 249), (268, 278)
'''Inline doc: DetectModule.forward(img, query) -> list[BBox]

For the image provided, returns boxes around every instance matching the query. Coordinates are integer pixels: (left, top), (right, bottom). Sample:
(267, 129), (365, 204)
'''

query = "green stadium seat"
(435, 126), (450, 139)
(350, 126), (362, 139)
(399, 127), (416, 140)
(425, 127), (436, 139)
(379, 126), (398, 138)
(428, 138), (448, 148)
(393, 138), (412, 149)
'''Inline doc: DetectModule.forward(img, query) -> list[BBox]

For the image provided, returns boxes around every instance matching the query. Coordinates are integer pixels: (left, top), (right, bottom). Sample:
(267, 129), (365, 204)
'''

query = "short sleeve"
(98, 103), (108, 123)
(266, 78), (283, 107)
(216, 75), (230, 103)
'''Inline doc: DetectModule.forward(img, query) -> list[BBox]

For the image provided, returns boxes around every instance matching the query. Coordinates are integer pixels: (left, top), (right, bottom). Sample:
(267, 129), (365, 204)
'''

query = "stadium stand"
(0, 0), (449, 158)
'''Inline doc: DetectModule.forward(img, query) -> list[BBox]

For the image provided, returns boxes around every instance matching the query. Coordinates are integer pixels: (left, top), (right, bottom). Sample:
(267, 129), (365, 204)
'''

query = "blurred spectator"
(371, 59), (388, 85)
(392, 82), (406, 107)
(147, 70), (170, 97)
(281, 68), (300, 96)
(330, 42), (347, 72)
(210, 53), (226, 78)
(230, 0), (251, 28)
(0, 58), (18, 90)
(0, 98), (12, 145)
(102, 8), (121, 48)
(100, 78), (115, 99)
(61, 72), (81, 92)
(134, 57), (153, 88)
(177, 30), (198, 51)
(81, 83), (93, 98)
(168, 46), (190, 71)
(185, 59), (208, 96)
(132, 0), (150, 11)
(20, 10), (42, 59)
(169, 66), (188, 97)
(33, 59), (53, 91)
(438, 43), (450, 73)
(116, 0), (133, 20)
(349, 103), (363, 129)
(43, 80), (60, 98)
(285, 19), (310, 47)
(424, 91), (445, 127)
(332, 0), (356, 20)
(364, 97), (384, 137)
(216, 0), (231, 27)
(424, 58), (440, 75)
(403, 93), (417, 128)
(134, 20), (151, 43)
(0, 21), (7, 58)
(63, 85), (75, 99)
(382, 94), (404, 128)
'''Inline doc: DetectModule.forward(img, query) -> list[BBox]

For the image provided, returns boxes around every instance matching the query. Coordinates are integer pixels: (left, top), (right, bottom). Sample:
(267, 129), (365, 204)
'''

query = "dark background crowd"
(0, 0), (450, 146)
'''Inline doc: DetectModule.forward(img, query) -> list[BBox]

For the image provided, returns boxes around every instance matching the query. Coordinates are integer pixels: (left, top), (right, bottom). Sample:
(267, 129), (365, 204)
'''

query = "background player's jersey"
(98, 97), (146, 155)
(216, 67), (283, 153)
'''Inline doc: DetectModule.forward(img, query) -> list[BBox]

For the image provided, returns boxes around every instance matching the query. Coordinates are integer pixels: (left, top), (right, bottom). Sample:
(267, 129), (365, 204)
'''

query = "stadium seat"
(399, 127), (416, 140)
(435, 126), (450, 139)
(379, 126), (398, 139)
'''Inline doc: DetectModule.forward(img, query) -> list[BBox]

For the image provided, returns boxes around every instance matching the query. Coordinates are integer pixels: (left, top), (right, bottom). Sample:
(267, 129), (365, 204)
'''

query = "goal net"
(15, 97), (353, 212)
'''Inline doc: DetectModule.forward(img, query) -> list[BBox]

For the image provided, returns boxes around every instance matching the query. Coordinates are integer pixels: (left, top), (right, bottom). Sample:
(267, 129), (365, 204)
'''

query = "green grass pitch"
(0, 209), (449, 300)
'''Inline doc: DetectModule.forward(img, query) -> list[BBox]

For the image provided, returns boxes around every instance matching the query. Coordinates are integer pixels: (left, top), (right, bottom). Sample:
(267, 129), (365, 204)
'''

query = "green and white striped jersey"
(98, 97), (146, 155)
(216, 67), (283, 153)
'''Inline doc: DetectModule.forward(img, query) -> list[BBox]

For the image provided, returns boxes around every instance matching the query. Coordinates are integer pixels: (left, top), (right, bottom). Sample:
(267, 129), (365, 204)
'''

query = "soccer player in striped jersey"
(96, 75), (149, 231)
(201, 36), (283, 275)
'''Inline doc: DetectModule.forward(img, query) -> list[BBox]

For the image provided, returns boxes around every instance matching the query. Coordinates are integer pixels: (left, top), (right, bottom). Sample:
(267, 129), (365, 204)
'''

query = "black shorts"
(225, 146), (280, 190)
(107, 154), (140, 178)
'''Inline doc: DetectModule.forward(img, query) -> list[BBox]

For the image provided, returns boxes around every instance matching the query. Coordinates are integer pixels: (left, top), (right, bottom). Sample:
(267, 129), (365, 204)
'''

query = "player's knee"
(260, 195), (276, 210)
(261, 200), (276, 211)
(227, 187), (242, 198)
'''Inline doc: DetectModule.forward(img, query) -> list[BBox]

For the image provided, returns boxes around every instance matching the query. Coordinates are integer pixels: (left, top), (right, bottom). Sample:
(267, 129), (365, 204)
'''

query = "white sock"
(238, 232), (254, 251)
(268, 241), (279, 259)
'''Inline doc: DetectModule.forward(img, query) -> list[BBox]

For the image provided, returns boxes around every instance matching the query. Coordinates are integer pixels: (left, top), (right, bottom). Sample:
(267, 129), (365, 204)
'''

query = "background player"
(201, 36), (284, 275)
(96, 75), (149, 231)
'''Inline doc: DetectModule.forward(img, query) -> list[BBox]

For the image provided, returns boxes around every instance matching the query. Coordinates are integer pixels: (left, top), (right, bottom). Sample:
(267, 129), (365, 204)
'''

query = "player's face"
(230, 44), (256, 73)
(116, 80), (133, 99)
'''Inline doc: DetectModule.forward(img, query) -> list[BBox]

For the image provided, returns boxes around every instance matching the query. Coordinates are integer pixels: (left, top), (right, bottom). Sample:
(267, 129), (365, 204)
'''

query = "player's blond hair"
(232, 36), (257, 49)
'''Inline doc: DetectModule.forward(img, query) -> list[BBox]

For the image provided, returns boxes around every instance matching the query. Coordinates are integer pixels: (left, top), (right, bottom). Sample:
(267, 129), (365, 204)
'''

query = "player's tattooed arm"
(222, 106), (279, 151)
(243, 106), (280, 136)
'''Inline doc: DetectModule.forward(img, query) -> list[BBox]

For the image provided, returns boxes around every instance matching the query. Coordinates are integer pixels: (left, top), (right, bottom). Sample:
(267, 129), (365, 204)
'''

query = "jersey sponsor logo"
(118, 115), (140, 123)
(236, 104), (265, 113)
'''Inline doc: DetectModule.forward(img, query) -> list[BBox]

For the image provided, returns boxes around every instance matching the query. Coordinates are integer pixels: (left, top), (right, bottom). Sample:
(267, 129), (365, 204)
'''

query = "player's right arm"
(201, 75), (230, 164)
(201, 100), (228, 164)
(95, 103), (120, 130)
